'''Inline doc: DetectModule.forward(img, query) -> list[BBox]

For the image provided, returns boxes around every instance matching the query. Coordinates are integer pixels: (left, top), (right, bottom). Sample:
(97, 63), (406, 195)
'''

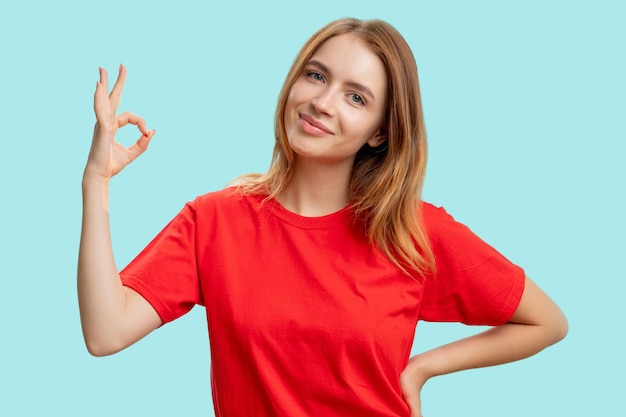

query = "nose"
(311, 88), (336, 116)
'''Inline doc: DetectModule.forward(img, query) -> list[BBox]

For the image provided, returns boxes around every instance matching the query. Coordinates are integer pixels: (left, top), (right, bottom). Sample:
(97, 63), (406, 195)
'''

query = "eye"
(349, 93), (365, 106)
(307, 71), (325, 82)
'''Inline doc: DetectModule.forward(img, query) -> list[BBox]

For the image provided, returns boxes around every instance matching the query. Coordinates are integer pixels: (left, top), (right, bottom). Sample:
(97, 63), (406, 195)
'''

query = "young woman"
(78, 18), (567, 417)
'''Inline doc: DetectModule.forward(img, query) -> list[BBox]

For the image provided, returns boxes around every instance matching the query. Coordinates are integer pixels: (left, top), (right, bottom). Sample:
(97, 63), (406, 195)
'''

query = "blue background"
(1, 0), (623, 415)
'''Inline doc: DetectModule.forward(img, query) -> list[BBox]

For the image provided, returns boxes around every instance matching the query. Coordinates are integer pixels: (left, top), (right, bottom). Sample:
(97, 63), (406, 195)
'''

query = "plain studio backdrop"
(0, 1), (623, 415)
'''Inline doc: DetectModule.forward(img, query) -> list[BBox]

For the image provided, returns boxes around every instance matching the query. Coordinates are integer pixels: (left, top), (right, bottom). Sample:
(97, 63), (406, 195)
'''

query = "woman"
(78, 18), (567, 417)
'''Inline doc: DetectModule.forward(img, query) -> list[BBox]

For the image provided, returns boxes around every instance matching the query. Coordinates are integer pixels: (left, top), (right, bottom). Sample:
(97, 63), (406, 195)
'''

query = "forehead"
(309, 34), (387, 94)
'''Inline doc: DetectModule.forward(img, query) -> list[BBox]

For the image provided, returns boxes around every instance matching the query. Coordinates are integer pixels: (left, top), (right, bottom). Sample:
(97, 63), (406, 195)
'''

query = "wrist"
(82, 169), (111, 189)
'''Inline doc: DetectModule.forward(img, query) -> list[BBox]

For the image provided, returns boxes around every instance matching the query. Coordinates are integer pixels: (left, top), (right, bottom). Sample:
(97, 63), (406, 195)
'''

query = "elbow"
(541, 307), (568, 348)
(83, 334), (125, 357)
(551, 310), (569, 344)
(515, 276), (569, 347)
(86, 343), (116, 357)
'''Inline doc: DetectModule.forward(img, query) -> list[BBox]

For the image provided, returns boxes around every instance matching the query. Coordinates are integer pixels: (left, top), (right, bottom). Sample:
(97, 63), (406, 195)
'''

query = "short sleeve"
(418, 204), (525, 325)
(120, 201), (203, 324)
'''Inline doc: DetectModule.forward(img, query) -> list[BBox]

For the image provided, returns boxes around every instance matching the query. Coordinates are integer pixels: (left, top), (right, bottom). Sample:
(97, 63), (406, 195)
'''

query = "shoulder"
(420, 201), (450, 221)
(420, 201), (487, 256)
(190, 186), (266, 216)
(420, 201), (521, 272)
(420, 202), (459, 241)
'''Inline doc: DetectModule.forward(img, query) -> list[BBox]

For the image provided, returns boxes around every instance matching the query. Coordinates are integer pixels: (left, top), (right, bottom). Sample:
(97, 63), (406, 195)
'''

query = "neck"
(277, 157), (354, 217)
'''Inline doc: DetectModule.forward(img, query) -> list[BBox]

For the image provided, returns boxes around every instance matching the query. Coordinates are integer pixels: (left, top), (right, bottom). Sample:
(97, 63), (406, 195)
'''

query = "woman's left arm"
(400, 276), (568, 417)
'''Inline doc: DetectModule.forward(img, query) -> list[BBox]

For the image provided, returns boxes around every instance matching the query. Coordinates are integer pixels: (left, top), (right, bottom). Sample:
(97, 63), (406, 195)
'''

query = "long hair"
(237, 18), (435, 276)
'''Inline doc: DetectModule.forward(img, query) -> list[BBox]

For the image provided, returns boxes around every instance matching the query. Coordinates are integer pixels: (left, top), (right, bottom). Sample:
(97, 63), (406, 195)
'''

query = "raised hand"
(85, 65), (155, 180)
(78, 66), (162, 357)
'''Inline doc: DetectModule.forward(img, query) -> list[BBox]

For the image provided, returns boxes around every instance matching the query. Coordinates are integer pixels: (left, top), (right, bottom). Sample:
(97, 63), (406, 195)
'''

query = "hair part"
(235, 18), (435, 277)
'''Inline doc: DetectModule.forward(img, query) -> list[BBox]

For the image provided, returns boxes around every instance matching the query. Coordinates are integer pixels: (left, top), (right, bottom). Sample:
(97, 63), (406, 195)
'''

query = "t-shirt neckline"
(262, 196), (353, 229)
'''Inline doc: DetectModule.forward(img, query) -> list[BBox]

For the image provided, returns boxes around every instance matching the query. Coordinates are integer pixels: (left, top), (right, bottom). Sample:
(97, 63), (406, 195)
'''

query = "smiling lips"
(299, 113), (334, 136)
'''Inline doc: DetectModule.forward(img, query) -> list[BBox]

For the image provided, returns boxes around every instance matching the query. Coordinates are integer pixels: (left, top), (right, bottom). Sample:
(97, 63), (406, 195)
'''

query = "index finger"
(109, 64), (127, 113)
(99, 66), (109, 91)
(117, 111), (151, 136)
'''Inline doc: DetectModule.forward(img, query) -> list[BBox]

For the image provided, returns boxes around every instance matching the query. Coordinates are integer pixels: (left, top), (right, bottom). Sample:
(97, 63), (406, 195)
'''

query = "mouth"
(299, 113), (334, 135)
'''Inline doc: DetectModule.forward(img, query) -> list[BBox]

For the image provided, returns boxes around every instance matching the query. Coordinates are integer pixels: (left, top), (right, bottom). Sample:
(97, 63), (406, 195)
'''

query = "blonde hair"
(236, 18), (435, 276)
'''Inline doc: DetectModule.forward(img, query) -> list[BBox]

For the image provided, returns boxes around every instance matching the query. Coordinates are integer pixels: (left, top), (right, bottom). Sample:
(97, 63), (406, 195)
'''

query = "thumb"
(127, 130), (156, 162)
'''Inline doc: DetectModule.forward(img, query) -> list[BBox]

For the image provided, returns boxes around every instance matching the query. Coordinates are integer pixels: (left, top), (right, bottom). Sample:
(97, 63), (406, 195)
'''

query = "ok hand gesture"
(85, 65), (155, 180)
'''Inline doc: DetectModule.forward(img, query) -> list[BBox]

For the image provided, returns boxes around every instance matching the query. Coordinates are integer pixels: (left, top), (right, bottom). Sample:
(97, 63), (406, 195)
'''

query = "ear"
(366, 128), (387, 148)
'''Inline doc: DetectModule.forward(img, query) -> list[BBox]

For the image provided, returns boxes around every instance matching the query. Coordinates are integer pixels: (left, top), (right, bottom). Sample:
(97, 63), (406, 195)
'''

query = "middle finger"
(109, 64), (127, 113)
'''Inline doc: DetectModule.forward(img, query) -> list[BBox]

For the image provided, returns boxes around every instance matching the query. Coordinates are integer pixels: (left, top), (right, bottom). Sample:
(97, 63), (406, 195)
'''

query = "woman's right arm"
(78, 66), (161, 356)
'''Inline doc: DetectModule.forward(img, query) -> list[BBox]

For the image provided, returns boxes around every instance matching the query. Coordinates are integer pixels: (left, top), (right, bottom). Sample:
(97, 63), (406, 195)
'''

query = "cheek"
(286, 81), (310, 105)
(283, 89), (299, 126)
(284, 85), (306, 121)
(284, 89), (295, 112)
(343, 111), (377, 137)
(360, 105), (387, 137)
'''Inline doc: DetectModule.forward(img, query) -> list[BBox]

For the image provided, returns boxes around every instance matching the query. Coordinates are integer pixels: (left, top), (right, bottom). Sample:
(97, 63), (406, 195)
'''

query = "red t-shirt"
(121, 187), (524, 416)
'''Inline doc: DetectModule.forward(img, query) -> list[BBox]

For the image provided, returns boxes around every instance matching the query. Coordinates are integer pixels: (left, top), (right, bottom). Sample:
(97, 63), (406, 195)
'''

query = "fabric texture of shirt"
(121, 187), (525, 417)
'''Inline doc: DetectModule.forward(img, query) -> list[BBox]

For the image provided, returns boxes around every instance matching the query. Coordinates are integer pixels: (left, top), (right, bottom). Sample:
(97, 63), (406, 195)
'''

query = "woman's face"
(284, 33), (388, 166)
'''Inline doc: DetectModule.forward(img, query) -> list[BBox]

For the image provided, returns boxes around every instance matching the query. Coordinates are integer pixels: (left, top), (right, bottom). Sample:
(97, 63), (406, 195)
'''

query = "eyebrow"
(307, 60), (377, 101)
